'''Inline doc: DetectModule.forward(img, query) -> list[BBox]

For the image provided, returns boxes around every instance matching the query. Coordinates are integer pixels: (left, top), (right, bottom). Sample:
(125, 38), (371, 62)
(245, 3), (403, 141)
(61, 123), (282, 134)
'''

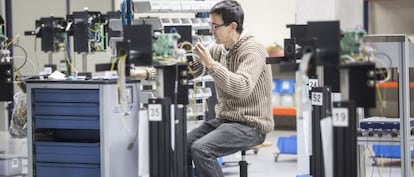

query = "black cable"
(12, 44), (28, 71)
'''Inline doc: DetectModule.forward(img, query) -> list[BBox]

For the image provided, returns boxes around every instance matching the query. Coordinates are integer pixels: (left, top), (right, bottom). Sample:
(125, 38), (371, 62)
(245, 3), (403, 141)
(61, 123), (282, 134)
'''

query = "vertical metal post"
(48, 52), (53, 65)
(333, 101), (357, 177)
(82, 53), (87, 72)
(310, 86), (331, 177)
(400, 36), (411, 177)
(66, 0), (70, 14)
(5, 0), (12, 55)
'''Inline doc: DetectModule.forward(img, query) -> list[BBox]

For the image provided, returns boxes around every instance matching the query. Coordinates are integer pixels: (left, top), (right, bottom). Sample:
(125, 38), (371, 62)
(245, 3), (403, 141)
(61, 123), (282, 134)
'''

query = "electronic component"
(0, 61), (13, 101)
(24, 17), (67, 52)
(164, 25), (192, 44)
(68, 10), (107, 53)
(119, 24), (153, 67)
(340, 62), (376, 107)
(358, 117), (414, 137)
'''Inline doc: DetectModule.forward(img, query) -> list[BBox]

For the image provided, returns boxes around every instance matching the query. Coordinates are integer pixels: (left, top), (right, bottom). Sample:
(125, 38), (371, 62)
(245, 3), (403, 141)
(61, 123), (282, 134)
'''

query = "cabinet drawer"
(36, 163), (100, 177)
(33, 89), (99, 103)
(35, 103), (99, 116)
(35, 142), (100, 164)
(35, 115), (99, 130)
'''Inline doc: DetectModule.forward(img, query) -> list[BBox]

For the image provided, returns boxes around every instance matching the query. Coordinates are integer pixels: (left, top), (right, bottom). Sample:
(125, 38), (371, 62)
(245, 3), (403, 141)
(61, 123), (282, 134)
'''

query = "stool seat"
(254, 141), (272, 148)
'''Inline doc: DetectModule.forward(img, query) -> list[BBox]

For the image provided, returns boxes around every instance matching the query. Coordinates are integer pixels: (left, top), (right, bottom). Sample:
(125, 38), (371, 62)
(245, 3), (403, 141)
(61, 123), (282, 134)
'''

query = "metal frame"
(361, 34), (412, 177)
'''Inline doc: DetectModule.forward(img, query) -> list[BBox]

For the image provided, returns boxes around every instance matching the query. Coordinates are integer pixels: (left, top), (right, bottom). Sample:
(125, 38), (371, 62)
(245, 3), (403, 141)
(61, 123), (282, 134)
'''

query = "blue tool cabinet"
(26, 80), (140, 177)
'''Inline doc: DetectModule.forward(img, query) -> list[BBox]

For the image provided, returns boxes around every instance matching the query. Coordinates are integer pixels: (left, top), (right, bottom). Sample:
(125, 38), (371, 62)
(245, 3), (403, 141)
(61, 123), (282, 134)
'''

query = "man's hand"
(194, 43), (214, 69)
(130, 69), (147, 79)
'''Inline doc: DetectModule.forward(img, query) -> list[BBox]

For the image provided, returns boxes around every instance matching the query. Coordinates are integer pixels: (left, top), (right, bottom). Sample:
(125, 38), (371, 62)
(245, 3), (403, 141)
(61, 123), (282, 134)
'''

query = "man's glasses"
(209, 23), (229, 30)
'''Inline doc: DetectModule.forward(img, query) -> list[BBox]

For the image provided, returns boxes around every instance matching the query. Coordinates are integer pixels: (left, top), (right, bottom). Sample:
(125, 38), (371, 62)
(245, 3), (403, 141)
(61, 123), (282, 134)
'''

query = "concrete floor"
(0, 128), (411, 177)
(220, 129), (407, 177)
(221, 130), (298, 177)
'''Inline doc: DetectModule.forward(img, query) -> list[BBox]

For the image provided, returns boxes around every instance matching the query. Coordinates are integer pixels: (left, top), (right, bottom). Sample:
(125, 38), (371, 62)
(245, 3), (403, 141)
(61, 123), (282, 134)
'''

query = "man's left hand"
(194, 43), (214, 69)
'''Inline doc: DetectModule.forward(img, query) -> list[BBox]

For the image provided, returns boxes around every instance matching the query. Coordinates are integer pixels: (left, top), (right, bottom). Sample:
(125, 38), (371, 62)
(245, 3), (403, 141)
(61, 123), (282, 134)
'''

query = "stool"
(239, 150), (248, 177)
(222, 141), (272, 177)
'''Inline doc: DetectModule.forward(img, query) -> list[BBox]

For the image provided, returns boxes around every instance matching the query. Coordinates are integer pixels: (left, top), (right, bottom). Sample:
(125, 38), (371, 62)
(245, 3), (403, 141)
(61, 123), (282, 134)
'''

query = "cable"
(185, 53), (205, 80)
(5, 33), (19, 49)
(374, 58), (391, 83)
(375, 52), (392, 68)
(11, 44), (28, 71)
(13, 56), (37, 81)
(63, 34), (79, 75)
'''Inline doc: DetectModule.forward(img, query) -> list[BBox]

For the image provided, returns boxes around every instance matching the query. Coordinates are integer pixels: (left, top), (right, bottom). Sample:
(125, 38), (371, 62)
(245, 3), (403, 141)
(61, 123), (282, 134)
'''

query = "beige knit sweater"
(190, 33), (274, 134)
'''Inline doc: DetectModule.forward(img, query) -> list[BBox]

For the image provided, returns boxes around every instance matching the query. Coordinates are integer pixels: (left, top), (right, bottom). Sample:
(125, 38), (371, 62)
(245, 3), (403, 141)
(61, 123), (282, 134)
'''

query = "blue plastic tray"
(277, 135), (297, 154)
(372, 145), (414, 158)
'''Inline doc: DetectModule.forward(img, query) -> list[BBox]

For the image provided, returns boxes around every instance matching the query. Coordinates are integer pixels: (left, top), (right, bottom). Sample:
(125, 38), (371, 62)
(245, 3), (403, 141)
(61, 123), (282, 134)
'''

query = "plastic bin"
(274, 135), (297, 162)
(277, 135), (297, 154)
(274, 79), (295, 94)
(372, 145), (414, 158)
(0, 154), (22, 176)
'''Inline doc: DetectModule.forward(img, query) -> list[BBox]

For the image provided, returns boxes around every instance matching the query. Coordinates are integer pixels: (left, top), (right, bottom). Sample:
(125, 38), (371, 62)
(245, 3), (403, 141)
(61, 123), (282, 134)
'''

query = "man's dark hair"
(209, 0), (244, 34)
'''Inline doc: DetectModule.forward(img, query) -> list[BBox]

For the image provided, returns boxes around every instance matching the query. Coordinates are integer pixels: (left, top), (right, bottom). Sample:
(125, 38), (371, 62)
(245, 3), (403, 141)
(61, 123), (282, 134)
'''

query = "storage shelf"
(376, 82), (414, 88)
(273, 107), (296, 116)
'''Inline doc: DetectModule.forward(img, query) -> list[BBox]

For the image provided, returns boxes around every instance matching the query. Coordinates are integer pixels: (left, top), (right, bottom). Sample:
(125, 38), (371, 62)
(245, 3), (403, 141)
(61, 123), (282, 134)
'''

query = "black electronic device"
(164, 25), (192, 44)
(121, 24), (153, 67)
(340, 62), (376, 108)
(24, 17), (66, 52)
(0, 62), (13, 101)
(307, 21), (340, 67)
(68, 11), (107, 53)
(105, 11), (122, 40)
(285, 24), (307, 61)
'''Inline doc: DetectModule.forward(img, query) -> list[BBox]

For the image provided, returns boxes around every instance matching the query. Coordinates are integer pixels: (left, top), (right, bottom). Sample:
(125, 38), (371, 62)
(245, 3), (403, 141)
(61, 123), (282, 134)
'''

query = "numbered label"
(332, 108), (349, 127)
(311, 92), (323, 106)
(148, 104), (162, 121)
(308, 79), (319, 88)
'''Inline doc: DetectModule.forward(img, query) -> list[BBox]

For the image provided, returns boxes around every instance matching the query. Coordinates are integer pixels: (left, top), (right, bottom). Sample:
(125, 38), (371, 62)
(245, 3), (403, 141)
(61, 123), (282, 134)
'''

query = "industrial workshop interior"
(0, 0), (414, 177)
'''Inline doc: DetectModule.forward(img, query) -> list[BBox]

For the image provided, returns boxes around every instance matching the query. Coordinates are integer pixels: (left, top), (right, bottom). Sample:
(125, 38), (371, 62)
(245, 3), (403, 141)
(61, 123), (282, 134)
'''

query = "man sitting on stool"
(188, 1), (274, 177)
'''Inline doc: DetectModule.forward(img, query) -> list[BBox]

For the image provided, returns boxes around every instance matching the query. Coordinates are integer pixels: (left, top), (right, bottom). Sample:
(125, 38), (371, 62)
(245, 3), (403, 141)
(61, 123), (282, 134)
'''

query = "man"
(188, 0), (274, 176)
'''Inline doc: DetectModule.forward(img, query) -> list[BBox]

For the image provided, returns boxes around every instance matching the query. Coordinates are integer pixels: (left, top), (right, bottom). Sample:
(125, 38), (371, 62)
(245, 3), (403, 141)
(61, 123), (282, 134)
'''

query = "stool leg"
(239, 150), (248, 177)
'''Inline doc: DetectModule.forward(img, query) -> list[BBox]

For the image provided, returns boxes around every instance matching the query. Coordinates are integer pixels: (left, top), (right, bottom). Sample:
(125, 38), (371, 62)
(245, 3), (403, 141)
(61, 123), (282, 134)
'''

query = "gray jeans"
(187, 118), (266, 177)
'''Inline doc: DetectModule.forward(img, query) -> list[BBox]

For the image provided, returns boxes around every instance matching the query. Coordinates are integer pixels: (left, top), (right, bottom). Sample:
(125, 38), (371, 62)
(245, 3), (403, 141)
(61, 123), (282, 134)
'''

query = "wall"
(128, 0), (296, 46)
(11, 0), (113, 77)
(296, 0), (363, 30)
(368, 0), (414, 35)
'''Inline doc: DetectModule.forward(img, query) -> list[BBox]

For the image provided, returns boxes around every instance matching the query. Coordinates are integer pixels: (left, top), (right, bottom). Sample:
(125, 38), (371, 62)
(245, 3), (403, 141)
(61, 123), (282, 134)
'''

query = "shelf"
(376, 82), (414, 88)
(273, 107), (296, 116)
(133, 1), (215, 13)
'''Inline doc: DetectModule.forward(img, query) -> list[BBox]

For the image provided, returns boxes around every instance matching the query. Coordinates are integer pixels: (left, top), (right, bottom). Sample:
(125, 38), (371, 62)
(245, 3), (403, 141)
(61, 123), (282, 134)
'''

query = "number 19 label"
(332, 108), (348, 127)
